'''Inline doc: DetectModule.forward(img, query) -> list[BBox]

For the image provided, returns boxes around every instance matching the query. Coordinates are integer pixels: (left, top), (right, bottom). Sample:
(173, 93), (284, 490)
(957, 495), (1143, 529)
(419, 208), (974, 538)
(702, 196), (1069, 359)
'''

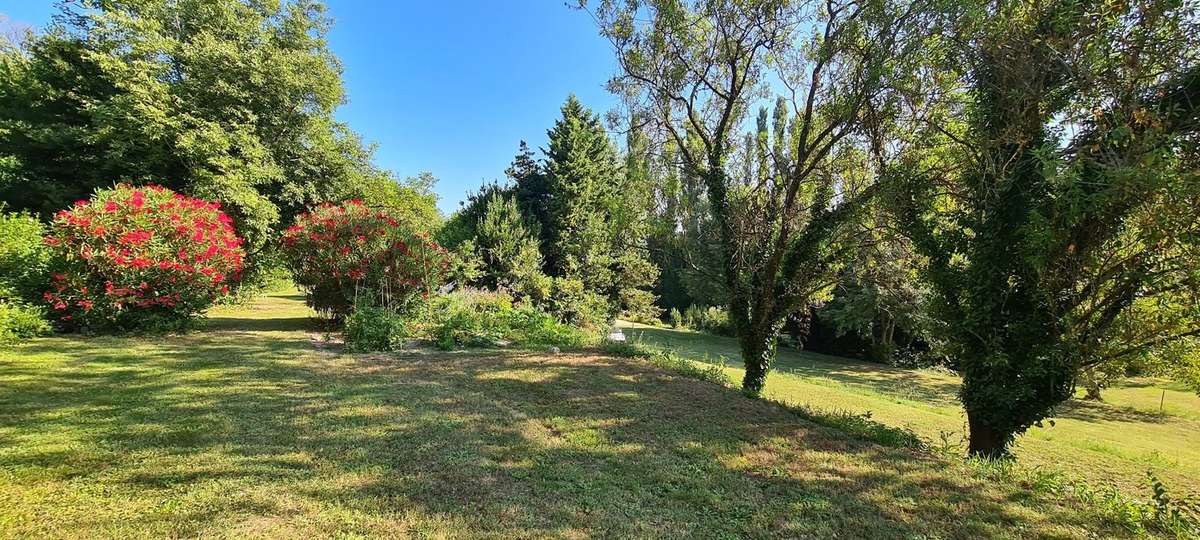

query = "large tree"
(889, 0), (1200, 456)
(537, 96), (659, 320)
(588, 0), (930, 396)
(0, 0), (425, 263)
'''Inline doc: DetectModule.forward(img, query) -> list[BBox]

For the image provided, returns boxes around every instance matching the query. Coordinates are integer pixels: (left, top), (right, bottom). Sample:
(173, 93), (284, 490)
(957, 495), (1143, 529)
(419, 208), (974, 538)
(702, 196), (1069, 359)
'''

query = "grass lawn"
(617, 321), (1200, 497)
(0, 291), (1172, 538)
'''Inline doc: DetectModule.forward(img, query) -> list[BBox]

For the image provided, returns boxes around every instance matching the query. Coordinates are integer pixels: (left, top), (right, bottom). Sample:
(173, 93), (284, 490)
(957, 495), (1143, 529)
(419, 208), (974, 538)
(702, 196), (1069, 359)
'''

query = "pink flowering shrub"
(42, 184), (245, 331)
(280, 200), (450, 317)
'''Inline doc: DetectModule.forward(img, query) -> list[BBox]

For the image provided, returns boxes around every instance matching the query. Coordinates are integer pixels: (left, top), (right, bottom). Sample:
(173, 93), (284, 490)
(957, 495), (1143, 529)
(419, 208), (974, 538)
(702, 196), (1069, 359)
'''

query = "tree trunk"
(966, 409), (1010, 459)
(740, 325), (778, 398)
(1081, 367), (1104, 401)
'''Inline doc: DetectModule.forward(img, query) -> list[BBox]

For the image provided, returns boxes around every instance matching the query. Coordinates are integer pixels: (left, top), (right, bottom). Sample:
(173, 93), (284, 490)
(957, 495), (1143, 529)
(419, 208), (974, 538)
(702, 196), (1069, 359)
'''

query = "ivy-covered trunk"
(965, 409), (1007, 459)
(739, 323), (779, 398)
(1080, 367), (1104, 401)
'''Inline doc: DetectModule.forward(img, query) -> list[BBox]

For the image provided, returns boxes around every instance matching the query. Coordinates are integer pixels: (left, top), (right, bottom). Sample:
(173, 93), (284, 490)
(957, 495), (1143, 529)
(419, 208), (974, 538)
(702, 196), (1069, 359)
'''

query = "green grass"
(0, 291), (1173, 538)
(618, 321), (1200, 497)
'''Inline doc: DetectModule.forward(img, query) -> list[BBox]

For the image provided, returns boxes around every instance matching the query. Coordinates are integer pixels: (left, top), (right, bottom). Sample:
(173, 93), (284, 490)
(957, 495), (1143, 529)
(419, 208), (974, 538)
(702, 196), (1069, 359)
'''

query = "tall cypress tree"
(540, 95), (656, 319)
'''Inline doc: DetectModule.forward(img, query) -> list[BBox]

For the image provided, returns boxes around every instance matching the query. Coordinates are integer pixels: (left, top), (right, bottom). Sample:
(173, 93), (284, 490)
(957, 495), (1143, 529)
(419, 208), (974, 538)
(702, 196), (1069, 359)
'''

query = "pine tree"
(540, 95), (656, 320)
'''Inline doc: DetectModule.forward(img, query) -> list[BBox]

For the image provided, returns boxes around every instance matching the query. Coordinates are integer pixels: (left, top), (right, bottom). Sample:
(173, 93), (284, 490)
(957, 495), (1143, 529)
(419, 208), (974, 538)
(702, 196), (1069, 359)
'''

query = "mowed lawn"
(618, 322), (1200, 496)
(0, 292), (1147, 538)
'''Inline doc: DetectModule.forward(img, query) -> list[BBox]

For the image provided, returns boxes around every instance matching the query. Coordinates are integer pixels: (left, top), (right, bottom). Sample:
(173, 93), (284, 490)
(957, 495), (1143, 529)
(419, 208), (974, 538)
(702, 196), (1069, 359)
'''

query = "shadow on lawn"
(205, 315), (316, 332)
(0, 314), (1117, 538)
(1058, 399), (1168, 424)
(624, 325), (963, 406)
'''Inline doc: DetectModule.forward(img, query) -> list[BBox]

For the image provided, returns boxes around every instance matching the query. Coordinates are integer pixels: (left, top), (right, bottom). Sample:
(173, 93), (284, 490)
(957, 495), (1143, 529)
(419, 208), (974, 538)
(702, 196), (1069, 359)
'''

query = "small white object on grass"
(606, 328), (626, 342)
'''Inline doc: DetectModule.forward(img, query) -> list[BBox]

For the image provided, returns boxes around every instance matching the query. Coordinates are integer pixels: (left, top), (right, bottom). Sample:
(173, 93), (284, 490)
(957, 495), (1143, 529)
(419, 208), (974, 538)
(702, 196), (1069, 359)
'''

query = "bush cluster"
(344, 302), (414, 353)
(280, 200), (450, 318)
(0, 301), (51, 344)
(41, 184), (245, 331)
(342, 288), (594, 353)
(0, 210), (52, 342)
(679, 305), (734, 336)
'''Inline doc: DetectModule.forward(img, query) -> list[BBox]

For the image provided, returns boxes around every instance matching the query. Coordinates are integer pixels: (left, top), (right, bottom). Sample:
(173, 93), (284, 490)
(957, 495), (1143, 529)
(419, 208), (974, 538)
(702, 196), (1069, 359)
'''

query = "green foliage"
(0, 300), (51, 344)
(546, 277), (610, 329)
(471, 192), (546, 298)
(0, 210), (53, 339)
(436, 181), (511, 250)
(0, 0), (424, 271)
(602, 340), (733, 387)
(618, 287), (662, 325)
(427, 289), (593, 351)
(819, 234), (938, 365)
(668, 308), (683, 329)
(344, 304), (413, 353)
(0, 210), (50, 304)
(1146, 471), (1200, 537)
(888, 0), (1200, 457)
(784, 404), (926, 451)
(533, 97), (658, 319)
(965, 459), (1200, 538)
(682, 305), (734, 337)
(592, 1), (929, 397)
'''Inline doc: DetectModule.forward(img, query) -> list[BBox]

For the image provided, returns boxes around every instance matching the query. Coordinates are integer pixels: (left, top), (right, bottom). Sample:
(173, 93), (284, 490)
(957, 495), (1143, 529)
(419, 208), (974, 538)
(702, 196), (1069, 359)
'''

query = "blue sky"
(0, 1), (620, 214)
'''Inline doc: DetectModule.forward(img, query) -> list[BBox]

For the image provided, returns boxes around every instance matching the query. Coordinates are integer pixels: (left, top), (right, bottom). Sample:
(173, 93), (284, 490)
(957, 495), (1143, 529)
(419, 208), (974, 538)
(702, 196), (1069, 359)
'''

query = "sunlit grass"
(0, 292), (1164, 538)
(619, 321), (1200, 496)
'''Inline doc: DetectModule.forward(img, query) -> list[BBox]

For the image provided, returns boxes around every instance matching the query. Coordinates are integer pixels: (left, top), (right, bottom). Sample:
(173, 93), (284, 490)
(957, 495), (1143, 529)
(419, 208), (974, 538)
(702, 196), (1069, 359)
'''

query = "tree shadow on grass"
(623, 325), (963, 406)
(204, 315), (317, 332)
(0, 330), (1123, 538)
(1058, 399), (1168, 424)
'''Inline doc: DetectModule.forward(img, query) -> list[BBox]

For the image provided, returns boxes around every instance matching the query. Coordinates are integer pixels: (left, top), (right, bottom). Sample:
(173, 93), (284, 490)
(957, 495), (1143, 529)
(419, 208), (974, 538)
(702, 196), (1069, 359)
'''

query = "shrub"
(546, 277), (609, 329)
(426, 289), (593, 350)
(681, 305), (734, 336)
(41, 184), (245, 331)
(344, 304), (413, 353)
(669, 307), (684, 329)
(0, 300), (51, 344)
(429, 289), (512, 349)
(619, 288), (663, 325)
(280, 200), (450, 318)
(0, 210), (51, 303)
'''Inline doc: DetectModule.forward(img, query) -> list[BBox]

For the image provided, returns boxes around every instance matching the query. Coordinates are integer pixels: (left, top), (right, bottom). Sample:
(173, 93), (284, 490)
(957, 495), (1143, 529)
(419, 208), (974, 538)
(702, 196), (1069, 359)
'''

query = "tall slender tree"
(588, 0), (930, 396)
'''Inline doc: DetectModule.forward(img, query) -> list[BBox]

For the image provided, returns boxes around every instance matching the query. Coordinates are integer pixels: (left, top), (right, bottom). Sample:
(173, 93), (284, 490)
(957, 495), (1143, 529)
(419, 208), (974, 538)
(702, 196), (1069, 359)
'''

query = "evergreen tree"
(473, 193), (546, 299)
(539, 95), (657, 319)
(506, 140), (551, 250)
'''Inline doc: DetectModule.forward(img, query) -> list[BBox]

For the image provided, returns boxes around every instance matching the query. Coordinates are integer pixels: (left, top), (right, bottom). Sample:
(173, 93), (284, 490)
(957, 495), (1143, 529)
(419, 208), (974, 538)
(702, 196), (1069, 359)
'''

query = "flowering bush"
(280, 200), (450, 317)
(42, 184), (245, 331)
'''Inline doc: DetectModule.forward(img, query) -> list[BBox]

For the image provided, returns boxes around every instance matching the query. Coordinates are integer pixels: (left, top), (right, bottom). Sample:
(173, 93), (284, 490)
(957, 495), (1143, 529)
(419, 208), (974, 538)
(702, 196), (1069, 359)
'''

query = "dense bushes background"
(343, 288), (593, 353)
(0, 210), (52, 342)
(0, 0), (440, 283)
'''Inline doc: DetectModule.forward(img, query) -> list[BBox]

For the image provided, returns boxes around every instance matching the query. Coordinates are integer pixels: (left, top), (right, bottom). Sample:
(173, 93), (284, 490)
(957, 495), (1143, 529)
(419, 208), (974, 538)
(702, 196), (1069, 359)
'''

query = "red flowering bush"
(280, 200), (450, 317)
(43, 184), (245, 331)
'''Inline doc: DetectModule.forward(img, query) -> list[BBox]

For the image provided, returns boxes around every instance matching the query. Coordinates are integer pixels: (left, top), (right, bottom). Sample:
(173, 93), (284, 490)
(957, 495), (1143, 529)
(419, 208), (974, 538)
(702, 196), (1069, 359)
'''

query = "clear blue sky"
(0, 1), (620, 214)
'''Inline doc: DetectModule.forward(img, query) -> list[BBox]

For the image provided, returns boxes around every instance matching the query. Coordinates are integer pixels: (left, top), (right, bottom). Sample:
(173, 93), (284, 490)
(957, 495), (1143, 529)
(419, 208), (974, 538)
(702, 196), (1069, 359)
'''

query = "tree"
(888, 0), (1200, 456)
(0, 0), (423, 269)
(540, 95), (658, 319)
(507, 141), (552, 252)
(589, 0), (930, 396)
(471, 192), (548, 299)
